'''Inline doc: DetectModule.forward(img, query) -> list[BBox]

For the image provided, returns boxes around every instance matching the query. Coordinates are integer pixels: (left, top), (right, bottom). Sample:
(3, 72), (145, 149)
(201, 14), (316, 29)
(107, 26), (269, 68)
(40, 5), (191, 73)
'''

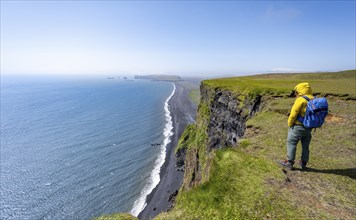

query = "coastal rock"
(168, 190), (178, 202)
(175, 148), (186, 172)
(207, 90), (262, 150)
(181, 82), (264, 190)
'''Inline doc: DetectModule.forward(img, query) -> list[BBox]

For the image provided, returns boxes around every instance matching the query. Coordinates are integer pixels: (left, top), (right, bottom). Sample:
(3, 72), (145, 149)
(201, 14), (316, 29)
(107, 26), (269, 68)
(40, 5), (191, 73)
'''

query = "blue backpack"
(297, 96), (329, 129)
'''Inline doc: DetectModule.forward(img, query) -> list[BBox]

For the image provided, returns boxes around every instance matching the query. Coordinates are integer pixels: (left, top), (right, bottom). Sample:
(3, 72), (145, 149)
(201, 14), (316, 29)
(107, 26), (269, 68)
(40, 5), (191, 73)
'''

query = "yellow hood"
(294, 82), (312, 96)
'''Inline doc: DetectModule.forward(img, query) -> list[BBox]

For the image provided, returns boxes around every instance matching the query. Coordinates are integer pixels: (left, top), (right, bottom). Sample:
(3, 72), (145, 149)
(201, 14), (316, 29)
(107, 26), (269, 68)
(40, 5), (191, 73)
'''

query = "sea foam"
(130, 83), (176, 217)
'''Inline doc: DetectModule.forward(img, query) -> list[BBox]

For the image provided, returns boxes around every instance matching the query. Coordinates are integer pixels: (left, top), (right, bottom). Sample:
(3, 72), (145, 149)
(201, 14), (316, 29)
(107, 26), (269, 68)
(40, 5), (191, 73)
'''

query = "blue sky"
(1, 1), (355, 76)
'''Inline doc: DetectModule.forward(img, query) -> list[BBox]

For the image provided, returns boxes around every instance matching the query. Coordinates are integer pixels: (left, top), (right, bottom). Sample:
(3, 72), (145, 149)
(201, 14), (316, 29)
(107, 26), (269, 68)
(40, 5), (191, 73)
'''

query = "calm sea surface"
(0, 76), (174, 219)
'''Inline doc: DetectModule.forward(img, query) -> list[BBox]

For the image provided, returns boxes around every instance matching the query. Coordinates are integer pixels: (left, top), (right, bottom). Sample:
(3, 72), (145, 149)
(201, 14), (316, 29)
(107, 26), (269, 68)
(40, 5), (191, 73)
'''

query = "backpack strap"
(297, 115), (304, 123)
(297, 96), (310, 123)
(302, 95), (310, 101)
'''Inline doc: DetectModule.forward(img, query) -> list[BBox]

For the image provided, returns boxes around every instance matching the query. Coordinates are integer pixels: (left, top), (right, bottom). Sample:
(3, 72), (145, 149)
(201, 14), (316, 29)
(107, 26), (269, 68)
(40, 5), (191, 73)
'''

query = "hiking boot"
(280, 160), (294, 171)
(299, 160), (308, 171)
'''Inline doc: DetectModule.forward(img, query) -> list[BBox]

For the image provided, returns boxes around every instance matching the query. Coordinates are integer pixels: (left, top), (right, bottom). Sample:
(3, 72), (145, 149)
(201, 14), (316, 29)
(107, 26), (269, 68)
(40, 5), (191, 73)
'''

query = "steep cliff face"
(162, 71), (356, 220)
(206, 88), (262, 151)
(179, 82), (265, 190)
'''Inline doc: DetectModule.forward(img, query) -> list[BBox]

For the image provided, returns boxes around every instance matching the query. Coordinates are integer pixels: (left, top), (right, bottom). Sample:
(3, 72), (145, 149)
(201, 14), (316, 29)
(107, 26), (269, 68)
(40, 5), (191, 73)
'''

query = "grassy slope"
(204, 70), (356, 99)
(157, 70), (356, 219)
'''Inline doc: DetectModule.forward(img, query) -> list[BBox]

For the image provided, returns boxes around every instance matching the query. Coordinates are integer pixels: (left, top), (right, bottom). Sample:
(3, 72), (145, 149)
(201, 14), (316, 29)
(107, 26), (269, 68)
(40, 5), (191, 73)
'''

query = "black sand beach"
(138, 82), (197, 220)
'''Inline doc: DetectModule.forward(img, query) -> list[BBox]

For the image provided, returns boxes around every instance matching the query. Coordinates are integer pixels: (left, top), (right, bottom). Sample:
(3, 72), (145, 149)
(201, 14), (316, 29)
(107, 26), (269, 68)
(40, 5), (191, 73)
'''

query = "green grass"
(157, 70), (356, 219)
(179, 103), (211, 189)
(157, 148), (306, 220)
(163, 101), (355, 218)
(176, 124), (196, 153)
(242, 97), (356, 219)
(98, 71), (355, 219)
(203, 70), (356, 99)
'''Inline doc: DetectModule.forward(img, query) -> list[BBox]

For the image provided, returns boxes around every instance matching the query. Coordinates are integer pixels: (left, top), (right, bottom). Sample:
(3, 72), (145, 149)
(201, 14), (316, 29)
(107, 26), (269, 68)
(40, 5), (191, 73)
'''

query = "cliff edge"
(158, 70), (356, 219)
(97, 70), (355, 219)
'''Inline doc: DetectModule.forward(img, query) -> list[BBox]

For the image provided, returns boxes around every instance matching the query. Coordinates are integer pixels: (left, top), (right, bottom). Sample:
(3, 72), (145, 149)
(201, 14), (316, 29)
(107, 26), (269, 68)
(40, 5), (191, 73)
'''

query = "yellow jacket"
(288, 82), (314, 127)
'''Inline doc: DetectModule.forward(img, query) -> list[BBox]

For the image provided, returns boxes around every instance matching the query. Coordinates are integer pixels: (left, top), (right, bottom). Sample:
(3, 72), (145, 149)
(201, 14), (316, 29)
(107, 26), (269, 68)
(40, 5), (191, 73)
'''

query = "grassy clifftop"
(95, 70), (355, 219)
(203, 70), (356, 99)
(157, 70), (356, 219)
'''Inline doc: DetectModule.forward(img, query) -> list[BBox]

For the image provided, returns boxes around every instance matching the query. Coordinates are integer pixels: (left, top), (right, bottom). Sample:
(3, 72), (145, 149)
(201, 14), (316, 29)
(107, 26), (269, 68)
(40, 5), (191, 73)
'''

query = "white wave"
(130, 83), (176, 217)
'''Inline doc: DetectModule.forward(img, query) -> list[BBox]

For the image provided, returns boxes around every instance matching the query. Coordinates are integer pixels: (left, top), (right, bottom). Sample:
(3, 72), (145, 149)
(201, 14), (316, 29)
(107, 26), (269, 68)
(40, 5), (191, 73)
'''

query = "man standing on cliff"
(280, 82), (314, 171)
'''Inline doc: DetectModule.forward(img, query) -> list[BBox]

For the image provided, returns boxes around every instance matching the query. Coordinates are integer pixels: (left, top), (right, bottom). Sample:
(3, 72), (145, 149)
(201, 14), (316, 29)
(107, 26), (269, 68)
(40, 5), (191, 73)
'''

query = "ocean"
(0, 76), (175, 219)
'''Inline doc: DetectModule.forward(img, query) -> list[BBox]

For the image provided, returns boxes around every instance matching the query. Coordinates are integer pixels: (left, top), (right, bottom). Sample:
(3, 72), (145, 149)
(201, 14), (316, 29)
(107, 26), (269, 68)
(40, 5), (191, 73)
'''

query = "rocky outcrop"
(207, 90), (262, 150)
(181, 82), (265, 190)
(175, 148), (186, 172)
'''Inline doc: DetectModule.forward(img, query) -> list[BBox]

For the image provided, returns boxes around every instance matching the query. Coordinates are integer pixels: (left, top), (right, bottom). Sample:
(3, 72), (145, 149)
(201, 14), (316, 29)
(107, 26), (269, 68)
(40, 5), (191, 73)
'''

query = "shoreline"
(130, 82), (176, 217)
(138, 82), (197, 220)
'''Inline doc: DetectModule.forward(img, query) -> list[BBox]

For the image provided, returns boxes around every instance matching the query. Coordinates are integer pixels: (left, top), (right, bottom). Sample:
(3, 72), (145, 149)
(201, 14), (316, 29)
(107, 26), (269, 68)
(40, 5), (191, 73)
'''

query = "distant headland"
(134, 75), (183, 82)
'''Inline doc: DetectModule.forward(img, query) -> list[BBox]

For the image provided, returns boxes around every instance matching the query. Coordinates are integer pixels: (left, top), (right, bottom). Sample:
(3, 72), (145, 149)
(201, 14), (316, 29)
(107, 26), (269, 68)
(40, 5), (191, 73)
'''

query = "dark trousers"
(287, 125), (312, 163)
